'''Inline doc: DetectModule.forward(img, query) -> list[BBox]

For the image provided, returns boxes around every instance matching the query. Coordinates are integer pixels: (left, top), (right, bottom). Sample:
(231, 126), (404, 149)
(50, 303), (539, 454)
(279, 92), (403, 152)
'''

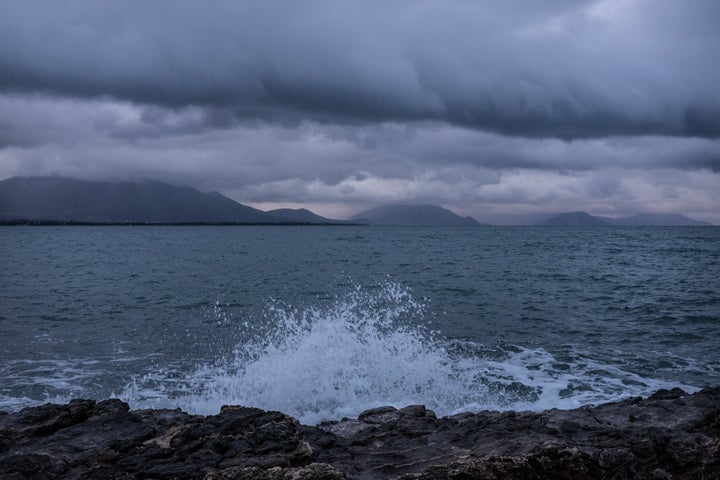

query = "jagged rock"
(0, 388), (718, 479)
(204, 463), (345, 480)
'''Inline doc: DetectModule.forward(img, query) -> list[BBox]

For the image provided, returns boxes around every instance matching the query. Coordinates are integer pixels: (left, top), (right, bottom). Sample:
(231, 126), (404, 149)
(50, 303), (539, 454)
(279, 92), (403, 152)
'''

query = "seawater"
(1, 226), (718, 424)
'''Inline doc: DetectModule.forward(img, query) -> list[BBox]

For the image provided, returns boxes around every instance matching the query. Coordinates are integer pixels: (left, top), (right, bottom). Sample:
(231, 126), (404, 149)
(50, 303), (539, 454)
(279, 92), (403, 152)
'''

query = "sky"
(0, 0), (719, 223)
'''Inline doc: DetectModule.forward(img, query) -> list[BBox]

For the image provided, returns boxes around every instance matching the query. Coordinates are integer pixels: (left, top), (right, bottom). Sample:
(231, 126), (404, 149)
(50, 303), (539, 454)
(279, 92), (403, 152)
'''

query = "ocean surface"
(1, 225), (719, 424)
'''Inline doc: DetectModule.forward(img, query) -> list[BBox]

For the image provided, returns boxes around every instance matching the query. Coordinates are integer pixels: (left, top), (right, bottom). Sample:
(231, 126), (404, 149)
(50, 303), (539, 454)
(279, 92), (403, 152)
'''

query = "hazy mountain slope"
(349, 204), (481, 226)
(0, 176), (283, 223)
(266, 208), (341, 224)
(541, 211), (711, 226)
(609, 213), (711, 226)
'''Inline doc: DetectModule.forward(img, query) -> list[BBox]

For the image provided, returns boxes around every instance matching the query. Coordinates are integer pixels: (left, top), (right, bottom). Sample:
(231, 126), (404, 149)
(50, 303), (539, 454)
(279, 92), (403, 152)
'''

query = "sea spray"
(118, 282), (693, 424)
(156, 282), (494, 424)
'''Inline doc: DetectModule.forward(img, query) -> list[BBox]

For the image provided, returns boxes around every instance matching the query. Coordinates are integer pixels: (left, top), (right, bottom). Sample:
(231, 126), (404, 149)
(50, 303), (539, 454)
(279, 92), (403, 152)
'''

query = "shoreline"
(0, 219), (365, 226)
(1, 387), (718, 479)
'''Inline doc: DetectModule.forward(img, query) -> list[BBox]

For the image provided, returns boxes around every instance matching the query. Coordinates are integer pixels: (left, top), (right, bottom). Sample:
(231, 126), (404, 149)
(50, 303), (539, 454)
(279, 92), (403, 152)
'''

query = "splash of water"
(120, 282), (693, 424)
(176, 284), (490, 423)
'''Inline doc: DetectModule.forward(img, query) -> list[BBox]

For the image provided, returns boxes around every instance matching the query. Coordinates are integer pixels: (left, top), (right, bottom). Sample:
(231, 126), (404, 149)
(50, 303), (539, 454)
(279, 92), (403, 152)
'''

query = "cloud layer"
(1, 0), (719, 138)
(0, 0), (718, 222)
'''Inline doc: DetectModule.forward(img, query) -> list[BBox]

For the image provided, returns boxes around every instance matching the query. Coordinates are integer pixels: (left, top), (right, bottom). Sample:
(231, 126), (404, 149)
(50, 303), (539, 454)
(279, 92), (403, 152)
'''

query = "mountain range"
(0, 177), (480, 226)
(541, 211), (711, 226)
(349, 204), (481, 226)
(266, 208), (344, 224)
(0, 176), (284, 224)
(0, 177), (712, 226)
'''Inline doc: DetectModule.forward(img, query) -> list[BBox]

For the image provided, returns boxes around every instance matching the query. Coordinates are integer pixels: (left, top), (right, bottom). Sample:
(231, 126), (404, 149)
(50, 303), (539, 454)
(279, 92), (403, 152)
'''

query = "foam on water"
(0, 358), (112, 411)
(120, 282), (693, 424)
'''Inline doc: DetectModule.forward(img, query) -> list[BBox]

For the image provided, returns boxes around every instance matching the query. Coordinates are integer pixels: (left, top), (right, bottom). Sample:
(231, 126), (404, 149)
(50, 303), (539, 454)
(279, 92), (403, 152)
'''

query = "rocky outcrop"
(1, 388), (718, 479)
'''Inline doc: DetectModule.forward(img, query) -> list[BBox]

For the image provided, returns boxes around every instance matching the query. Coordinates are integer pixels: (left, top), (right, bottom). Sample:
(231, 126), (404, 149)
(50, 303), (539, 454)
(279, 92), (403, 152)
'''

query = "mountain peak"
(0, 176), (282, 224)
(541, 211), (711, 226)
(349, 204), (481, 226)
(610, 213), (711, 226)
(267, 208), (342, 224)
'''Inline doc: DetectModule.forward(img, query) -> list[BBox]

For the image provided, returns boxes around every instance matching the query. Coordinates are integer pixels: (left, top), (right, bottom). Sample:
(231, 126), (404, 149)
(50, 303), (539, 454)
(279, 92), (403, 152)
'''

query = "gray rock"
(0, 388), (718, 479)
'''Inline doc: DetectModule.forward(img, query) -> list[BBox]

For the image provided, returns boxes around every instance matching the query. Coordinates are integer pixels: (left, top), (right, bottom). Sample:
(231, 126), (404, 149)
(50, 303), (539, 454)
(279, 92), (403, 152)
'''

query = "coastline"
(1, 388), (718, 479)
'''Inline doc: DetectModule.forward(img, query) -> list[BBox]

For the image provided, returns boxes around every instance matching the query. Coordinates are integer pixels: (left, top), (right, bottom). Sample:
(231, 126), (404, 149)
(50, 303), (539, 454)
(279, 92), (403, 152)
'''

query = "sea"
(1, 225), (719, 425)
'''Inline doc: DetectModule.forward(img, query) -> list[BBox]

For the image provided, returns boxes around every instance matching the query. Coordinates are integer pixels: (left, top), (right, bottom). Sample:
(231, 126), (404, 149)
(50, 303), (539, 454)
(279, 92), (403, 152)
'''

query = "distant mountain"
(541, 211), (610, 226)
(609, 213), (711, 226)
(267, 208), (342, 224)
(541, 211), (711, 226)
(349, 204), (481, 226)
(476, 212), (555, 226)
(0, 176), (285, 224)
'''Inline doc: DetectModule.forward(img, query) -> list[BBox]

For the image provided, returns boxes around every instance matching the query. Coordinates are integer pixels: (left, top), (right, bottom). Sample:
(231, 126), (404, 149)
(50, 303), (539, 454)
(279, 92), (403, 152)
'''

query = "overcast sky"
(1, 0), (719, 222)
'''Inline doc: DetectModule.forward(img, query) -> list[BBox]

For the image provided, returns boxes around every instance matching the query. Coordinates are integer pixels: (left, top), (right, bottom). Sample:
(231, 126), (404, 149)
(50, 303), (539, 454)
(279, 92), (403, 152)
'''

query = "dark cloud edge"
(1, 74), (719, 141)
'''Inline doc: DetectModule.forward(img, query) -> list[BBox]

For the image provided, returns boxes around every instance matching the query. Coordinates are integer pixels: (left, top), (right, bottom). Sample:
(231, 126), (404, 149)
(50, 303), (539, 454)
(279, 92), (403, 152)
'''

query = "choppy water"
(1, 226), (719, 424)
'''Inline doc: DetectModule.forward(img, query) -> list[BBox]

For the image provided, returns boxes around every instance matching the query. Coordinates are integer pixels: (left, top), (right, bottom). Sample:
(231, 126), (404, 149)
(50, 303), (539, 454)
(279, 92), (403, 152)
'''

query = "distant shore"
(0, 219), (364, 226)
(1, 387), (718, 479)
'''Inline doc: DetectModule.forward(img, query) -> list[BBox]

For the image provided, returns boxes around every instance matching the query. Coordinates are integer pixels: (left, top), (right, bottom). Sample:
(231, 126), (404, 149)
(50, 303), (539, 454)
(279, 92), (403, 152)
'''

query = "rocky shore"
(1, 388), (718, 479)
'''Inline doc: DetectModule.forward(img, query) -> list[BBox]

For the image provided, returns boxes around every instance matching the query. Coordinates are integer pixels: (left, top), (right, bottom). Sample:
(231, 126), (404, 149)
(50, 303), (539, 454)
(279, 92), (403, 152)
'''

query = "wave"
(119, 282), (692, 424)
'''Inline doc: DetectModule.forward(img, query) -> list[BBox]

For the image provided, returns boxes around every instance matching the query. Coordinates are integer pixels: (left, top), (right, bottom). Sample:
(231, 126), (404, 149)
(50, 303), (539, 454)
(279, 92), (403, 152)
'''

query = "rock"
(204, 463), (346, 480)
(0, 388), (718, 479)
(358, 406), (399, 424)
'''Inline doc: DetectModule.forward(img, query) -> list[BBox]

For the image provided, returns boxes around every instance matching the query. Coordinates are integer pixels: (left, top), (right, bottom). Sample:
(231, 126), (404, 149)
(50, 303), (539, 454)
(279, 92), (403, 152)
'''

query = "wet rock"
(0, 388), (718, 479)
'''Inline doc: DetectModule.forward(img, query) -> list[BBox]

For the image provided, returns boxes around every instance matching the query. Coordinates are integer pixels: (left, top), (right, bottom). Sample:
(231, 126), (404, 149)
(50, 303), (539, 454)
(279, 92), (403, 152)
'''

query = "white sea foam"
(119, 282), (694, 424)
(0, 394), (74, 412)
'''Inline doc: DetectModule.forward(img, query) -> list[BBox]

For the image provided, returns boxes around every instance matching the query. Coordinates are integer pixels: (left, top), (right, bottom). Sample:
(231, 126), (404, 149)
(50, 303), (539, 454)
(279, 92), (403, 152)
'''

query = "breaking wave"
(120, 282), (690, 424)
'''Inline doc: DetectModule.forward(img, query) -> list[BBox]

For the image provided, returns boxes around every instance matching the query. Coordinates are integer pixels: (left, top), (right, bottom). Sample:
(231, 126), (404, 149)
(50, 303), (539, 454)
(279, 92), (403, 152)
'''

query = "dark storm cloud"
(2, 95), (719, 178)
(1, 1), (719, 224)
(1, 0), (719, 139)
